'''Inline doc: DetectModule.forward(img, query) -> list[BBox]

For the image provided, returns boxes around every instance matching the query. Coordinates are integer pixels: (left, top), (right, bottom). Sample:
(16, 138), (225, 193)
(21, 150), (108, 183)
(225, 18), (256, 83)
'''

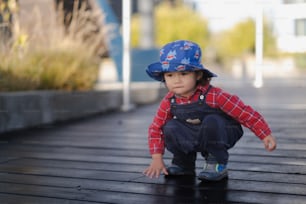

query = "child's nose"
(174, 74), (181, 82)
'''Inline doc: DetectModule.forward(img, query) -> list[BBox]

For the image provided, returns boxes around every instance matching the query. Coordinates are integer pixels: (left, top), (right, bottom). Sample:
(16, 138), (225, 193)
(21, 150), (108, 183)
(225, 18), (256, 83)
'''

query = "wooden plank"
(0, 193), (101, 204)
(0, 157), (305, 185)
(0, 146), (305, 175)
(0, 183), (193, 204)
(0, 160), (306, 196)
(0, 173), (306, 204)
(0, 156), (305, 178)
(1, 143), (306, 160)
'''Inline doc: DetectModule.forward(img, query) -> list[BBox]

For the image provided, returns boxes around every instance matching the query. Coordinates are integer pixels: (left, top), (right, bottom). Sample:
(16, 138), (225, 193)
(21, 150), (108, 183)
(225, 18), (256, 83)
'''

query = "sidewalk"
(0, 79), (305, 203)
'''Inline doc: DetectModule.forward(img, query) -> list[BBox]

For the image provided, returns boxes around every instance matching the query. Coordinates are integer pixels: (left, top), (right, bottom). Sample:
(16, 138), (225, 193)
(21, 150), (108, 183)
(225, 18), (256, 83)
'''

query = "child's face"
(164, 71), (202, 98)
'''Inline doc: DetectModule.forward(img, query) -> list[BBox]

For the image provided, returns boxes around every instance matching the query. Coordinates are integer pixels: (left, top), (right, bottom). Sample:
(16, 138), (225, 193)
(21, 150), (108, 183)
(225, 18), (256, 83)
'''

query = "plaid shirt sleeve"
(206, 87), (272, 140)
(148, 94), (172, 155)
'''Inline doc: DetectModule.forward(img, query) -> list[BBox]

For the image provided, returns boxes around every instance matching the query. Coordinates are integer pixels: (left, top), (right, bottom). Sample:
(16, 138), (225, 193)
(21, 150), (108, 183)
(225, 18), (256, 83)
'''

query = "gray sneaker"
(198, 156), (228, 181)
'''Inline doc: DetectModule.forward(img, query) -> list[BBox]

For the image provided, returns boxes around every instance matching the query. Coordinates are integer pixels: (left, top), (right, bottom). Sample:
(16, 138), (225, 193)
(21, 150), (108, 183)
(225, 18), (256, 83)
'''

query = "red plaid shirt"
(148, 84), (272, 155)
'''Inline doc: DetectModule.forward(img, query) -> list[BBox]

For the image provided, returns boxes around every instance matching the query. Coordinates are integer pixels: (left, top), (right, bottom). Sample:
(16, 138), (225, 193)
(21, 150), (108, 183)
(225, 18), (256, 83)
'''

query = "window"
(295, 19), (306, 36)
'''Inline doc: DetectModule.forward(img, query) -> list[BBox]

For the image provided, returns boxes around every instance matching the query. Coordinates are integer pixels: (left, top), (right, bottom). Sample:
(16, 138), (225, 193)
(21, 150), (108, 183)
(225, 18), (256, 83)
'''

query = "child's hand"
(263, 134), (276, 151)
(143, 154), (168, 178)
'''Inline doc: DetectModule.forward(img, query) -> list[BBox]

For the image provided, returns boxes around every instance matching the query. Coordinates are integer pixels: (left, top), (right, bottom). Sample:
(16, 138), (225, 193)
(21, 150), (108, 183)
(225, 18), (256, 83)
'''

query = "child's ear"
(196, 71), (203, 80)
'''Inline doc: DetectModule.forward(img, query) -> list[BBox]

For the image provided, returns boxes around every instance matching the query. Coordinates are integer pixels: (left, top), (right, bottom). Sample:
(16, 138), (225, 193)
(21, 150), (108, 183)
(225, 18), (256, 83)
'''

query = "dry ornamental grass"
(0, 0), (108, 91)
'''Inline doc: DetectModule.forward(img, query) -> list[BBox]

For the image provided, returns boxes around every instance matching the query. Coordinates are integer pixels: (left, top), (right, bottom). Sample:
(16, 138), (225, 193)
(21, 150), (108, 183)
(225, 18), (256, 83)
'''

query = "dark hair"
(196, 71), (211, 86)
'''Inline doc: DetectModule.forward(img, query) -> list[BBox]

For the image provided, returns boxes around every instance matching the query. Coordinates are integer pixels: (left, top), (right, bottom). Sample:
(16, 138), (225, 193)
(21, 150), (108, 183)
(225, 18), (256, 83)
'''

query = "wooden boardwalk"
(0, 81), (306, 204)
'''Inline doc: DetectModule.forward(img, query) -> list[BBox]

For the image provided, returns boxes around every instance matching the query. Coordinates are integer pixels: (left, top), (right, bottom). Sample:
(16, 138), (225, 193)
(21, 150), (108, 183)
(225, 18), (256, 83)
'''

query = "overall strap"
(203, 85), (212, 96)
(170, 95), (176, 105)
(199, 85), (212, 103)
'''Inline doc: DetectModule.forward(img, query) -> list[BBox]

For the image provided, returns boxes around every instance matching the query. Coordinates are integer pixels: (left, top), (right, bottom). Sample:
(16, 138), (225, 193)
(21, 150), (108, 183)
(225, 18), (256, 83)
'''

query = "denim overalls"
(162, 86), (243, 171)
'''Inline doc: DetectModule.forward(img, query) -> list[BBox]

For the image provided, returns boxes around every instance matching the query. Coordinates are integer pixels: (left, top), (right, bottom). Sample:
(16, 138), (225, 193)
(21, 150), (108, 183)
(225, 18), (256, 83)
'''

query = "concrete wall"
(0, 90), (121, 133)
(0, 85), (166, 134)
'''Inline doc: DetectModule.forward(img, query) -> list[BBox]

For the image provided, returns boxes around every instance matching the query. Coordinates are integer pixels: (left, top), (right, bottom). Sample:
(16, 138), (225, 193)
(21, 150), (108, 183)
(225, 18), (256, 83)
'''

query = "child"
(143, 40), (276, 181)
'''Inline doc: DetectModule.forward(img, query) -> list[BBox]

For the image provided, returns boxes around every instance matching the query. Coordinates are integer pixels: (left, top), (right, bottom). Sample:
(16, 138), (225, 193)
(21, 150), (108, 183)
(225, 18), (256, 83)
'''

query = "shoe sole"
(198, 174), (228, 181)
(165, 171), (196, 177)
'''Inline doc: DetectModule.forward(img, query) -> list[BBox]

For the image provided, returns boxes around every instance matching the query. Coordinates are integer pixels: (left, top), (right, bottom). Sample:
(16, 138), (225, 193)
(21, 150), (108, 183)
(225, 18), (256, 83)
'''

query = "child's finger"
(162, 168), (169, 175)
(264, 139), (276, 151)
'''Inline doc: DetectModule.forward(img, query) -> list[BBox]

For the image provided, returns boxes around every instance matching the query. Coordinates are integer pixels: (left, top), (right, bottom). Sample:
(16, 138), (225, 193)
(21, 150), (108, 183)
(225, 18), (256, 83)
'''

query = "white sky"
(192, 0), (281, 32)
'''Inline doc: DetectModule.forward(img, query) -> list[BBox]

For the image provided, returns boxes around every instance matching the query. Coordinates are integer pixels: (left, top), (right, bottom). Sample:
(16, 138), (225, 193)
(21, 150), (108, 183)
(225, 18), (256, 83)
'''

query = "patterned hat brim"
(146, 62), (217, 82)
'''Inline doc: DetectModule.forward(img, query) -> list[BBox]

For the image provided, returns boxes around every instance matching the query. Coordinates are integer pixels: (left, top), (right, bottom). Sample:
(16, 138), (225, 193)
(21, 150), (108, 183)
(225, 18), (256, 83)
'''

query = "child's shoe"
(166, 164), (195, 176)
(198, 155), (228, 181)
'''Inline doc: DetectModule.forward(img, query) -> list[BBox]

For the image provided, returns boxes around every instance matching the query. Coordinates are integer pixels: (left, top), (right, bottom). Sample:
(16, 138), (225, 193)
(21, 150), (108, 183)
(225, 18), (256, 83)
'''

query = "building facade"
(184, 0), (306, 53)
(273, 0), (306, 52)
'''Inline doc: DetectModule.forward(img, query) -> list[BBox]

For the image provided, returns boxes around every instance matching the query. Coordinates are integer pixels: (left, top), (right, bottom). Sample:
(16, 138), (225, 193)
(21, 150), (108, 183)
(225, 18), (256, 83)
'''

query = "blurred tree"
(167, 0), (177, 7)
(214, 18), (255, 60)
(131, 0), (210, 49)
(213, 17), (277, 64)
(263, 18), (277, 57)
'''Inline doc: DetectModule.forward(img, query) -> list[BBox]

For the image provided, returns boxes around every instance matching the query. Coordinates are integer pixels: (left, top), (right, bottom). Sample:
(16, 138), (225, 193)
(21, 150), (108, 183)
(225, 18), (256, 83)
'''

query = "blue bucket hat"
(146, 40), (217, 81)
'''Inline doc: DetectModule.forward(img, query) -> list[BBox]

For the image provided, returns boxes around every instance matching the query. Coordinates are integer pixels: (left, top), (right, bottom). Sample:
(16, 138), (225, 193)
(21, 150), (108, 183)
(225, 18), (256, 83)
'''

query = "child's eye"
(165, 73), (172, 77)
(180, 72), (190, 75)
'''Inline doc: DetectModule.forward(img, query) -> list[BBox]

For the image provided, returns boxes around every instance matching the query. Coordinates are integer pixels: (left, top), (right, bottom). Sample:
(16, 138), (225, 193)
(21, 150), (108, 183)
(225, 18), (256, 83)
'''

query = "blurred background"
(0, 0), (306, 92)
